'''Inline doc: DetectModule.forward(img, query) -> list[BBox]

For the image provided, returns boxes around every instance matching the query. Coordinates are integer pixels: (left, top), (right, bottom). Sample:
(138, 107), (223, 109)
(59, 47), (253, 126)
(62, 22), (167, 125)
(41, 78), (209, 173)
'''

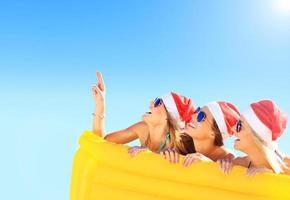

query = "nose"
(234, 131), (238, 138)
(149, 100), (154, 109)
(234, 128), (240, 138)
(192, 114), (198, 124)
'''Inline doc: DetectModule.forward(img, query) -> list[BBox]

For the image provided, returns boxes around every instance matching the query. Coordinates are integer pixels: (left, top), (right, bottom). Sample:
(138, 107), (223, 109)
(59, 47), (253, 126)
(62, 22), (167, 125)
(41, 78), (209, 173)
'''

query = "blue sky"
(1, 0), (290, 200)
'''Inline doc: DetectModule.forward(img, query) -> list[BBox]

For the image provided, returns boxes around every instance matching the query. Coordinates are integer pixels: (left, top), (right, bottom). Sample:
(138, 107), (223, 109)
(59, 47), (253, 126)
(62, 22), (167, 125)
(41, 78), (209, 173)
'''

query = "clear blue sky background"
(1, 0), (290, 199)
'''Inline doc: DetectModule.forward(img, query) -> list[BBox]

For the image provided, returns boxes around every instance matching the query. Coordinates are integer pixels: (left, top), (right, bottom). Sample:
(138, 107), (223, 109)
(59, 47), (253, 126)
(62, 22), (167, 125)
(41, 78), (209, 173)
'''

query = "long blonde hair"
(252, 130), (287, 174)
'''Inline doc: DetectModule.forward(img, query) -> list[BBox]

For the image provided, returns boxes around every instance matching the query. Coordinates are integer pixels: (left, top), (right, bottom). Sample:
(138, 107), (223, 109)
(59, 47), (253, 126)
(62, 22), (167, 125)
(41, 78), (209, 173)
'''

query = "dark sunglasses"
(236, 120), (242, 132)
(195, 107), (207, 123)
(153, 98), (163, 107)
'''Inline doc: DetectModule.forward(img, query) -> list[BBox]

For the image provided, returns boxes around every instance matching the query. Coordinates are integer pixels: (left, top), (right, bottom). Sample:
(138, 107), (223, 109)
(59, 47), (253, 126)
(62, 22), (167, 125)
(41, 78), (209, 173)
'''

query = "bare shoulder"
(127, 121), (149, 139)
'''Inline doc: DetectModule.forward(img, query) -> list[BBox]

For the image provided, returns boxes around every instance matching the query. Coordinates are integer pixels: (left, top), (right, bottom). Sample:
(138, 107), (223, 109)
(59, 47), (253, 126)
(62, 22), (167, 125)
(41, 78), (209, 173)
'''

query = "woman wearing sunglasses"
(218, 100), (290, 176)
(92, 71), (196, 154)
(162, 101), (240, 165)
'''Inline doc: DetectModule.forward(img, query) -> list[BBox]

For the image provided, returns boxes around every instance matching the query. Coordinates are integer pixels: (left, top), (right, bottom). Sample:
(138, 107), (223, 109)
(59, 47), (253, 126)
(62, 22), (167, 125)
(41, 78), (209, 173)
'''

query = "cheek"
(150, 109), (165, 123)
(191, 123), (210, 139)
(153, 106), (164, 115)
(185, 126), (195, 138)
(192, 114), (197, 124)
(239, 131), (254, 147)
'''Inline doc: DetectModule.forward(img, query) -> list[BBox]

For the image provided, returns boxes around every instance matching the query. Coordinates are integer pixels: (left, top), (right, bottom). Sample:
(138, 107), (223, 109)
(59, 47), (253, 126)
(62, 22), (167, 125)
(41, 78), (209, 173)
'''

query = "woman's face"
(233, 116), (256, 153)
(184, 106), (215, 141)
(142, 99), (168, 126)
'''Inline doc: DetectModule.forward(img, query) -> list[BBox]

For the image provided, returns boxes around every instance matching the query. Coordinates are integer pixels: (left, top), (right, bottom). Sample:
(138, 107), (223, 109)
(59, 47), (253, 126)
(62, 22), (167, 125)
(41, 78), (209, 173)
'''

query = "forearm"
(92, 102), (106, 137)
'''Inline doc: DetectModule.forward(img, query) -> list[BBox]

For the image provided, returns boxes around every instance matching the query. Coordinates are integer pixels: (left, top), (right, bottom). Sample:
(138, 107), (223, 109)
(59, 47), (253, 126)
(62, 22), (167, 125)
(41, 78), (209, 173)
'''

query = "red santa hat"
(161, 92), (195, 131)
(242, 100), (287, 149)
(206, 101), (240, 140)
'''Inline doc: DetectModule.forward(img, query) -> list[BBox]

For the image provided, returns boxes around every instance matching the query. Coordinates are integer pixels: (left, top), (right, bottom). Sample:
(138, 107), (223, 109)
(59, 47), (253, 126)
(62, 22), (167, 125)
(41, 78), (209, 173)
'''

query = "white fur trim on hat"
(206, 102), (229, 140)
(242, 107), (272, 146)
(161, 93), (185, 131)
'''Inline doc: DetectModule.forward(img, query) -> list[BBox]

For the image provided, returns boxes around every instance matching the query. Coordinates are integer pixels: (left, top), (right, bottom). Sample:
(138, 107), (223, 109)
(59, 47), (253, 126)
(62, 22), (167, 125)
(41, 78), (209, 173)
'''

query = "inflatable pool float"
(70, 130), (290, 200)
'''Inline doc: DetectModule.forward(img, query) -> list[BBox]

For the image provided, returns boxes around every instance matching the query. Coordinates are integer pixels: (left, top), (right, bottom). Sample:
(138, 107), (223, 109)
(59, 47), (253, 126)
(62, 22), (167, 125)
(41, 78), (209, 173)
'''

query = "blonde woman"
(92, 71), (196, 154)
(161, 101), (240, 165)
(218, 100), (290, 176)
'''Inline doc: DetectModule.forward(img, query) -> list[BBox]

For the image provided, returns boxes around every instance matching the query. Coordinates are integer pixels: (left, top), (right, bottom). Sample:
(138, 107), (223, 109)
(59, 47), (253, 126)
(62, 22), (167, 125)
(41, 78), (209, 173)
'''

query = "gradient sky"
(1, 1), (290, 200)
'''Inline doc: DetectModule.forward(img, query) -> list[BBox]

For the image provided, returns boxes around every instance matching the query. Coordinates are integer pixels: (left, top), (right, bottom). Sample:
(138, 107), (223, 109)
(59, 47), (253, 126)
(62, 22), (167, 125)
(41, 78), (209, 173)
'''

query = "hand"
(128, 146), (149, 157)
(183, 153), (212, 167)
(92, 71), (106, 114)
(160, 148), (180, 164)
(246, 166), (273, 176)
(217, 158), (234, 174)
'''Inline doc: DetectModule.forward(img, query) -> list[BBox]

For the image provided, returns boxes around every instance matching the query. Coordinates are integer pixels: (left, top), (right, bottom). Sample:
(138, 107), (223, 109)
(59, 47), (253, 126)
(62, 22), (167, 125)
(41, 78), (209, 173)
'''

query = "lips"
(188, 122), (195, 128)
(234, 138), (240, 149)
(234, 138), (240, 146)
(143, 111), (152, 117)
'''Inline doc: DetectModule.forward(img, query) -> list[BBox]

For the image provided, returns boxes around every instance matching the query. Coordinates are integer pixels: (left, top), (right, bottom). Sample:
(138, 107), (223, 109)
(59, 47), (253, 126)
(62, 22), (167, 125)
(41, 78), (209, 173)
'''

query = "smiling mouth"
(187, 122), (196, 128)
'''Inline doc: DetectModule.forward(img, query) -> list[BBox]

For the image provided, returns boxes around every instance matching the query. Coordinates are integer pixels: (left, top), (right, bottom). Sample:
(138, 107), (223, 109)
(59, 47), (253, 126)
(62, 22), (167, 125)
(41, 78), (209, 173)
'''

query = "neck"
(147, 122), (169, 144)
(194, 139), (227, 161)
(246, 147), (271, 169)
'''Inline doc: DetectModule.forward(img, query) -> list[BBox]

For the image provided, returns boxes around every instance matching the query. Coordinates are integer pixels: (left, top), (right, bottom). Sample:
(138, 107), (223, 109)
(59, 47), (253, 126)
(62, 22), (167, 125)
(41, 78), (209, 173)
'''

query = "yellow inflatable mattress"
(70, 130), (290, 200)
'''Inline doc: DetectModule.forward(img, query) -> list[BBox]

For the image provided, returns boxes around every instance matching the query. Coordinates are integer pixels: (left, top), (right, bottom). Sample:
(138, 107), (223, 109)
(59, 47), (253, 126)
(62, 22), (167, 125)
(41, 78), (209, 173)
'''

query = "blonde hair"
(166, 114), (183, 148)
(251, 130), (287, 174)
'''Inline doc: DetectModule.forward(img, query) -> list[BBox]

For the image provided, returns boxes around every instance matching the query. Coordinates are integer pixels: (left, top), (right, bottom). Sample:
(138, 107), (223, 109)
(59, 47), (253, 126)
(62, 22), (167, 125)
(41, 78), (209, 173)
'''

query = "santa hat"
(206, 101), (240, 140)
(242, 100), (288, 173)
(242, 100), (287, 149)
(161, 92), (195, 131)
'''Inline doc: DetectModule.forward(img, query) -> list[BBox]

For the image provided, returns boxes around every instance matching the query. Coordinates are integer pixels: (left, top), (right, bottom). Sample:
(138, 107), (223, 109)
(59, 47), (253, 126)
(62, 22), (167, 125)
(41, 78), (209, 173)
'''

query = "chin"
(184, 128), (194, 138)
(142, 116), (154, 126)
(233, 144), (239, 150)
(234, 143), (245, 152)
(141, 115), (149, 123)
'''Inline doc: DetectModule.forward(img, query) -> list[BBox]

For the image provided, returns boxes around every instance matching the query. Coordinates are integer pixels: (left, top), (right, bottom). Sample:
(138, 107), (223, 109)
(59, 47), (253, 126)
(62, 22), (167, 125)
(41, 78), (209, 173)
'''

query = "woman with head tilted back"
(219, 100), (290, 176)
(92, 71), (196, 155)
(161, 101), (240, 165)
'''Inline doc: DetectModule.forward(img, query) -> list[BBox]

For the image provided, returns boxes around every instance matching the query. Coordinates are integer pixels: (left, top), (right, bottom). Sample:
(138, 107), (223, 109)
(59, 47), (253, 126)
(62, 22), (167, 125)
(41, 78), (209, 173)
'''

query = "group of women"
(91, 71), (290, 176)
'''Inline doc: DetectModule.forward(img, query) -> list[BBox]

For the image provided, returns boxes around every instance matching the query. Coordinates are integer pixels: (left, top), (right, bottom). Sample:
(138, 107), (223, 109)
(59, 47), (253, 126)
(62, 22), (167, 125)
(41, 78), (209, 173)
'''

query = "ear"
(210, 132), (215, 139)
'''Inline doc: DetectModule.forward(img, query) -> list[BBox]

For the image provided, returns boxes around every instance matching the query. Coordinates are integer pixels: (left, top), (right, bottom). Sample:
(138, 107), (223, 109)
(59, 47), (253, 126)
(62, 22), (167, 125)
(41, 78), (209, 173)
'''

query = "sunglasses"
(153, 98), (163, 107)
(236, 120), (242, 132)
(194, 107), (207, 123)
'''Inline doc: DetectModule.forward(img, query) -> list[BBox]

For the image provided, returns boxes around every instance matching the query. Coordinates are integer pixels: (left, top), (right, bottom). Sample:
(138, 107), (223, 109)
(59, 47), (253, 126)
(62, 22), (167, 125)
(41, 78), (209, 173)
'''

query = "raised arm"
(92, 71), (149, 144)
(92, 71), (106, 137)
